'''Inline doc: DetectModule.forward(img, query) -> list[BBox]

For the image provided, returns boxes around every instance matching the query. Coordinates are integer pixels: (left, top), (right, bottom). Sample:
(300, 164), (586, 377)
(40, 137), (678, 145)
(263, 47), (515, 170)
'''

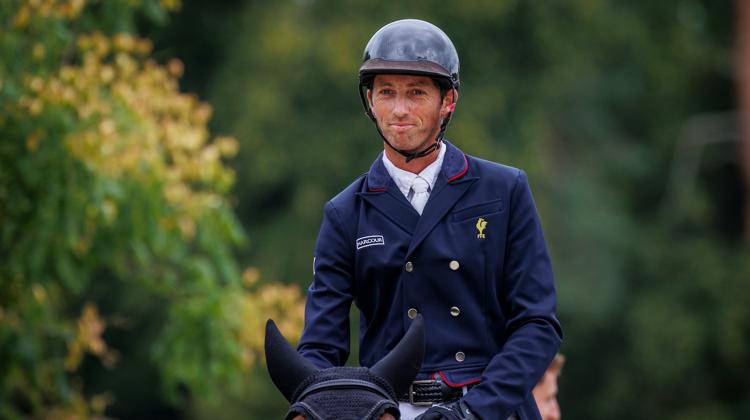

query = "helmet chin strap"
(380, 116), (452, 163)
(359, 84), (457, 163)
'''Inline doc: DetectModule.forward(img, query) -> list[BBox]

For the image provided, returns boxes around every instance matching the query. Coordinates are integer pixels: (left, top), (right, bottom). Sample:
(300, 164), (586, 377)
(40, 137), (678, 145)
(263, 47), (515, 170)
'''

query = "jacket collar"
(358, 140), (476, 254)
(365, 140), (469, 192)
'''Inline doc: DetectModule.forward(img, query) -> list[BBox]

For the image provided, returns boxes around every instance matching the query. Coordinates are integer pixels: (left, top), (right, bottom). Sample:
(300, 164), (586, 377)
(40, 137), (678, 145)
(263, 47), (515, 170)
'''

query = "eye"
(410, 89), (425, 96)
(379, 88), (395, 95)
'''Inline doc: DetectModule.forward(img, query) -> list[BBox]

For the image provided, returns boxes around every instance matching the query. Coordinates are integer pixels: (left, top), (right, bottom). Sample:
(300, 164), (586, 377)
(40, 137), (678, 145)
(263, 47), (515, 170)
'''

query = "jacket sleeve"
(462, 170), (563, 419)
(297, 201), (355, 369)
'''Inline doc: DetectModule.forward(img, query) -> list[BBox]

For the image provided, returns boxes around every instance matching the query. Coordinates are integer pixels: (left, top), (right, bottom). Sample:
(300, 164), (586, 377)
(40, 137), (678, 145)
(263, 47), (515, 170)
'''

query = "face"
(367, 74), (454, 155)
(533, 372), (561, 420)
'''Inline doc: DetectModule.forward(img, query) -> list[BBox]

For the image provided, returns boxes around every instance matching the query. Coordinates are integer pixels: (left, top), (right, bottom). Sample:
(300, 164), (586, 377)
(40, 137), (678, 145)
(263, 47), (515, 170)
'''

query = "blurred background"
(1, 0), (747, 419)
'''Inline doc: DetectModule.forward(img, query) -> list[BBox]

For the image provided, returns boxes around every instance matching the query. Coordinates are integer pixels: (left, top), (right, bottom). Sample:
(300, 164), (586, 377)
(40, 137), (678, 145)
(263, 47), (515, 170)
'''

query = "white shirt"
(382, 142), (446, 215)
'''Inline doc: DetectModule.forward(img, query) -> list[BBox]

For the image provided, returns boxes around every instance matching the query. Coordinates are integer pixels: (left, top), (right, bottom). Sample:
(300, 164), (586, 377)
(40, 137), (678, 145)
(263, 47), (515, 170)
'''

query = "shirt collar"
(382, 142), (446, 198)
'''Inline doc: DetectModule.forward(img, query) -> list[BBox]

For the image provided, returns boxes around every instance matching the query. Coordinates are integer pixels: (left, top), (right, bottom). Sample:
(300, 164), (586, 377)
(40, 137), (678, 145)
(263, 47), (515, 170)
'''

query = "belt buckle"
(409, 379), (437, 406)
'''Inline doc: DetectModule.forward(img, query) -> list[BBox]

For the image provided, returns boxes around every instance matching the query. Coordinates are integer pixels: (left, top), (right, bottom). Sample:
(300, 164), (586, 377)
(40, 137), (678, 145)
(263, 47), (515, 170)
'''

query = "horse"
(264, 316), (424, 420)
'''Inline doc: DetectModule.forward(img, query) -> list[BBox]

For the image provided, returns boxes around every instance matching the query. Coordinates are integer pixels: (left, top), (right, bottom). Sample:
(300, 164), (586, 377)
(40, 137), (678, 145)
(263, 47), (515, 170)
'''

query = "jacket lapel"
(407, 141), (476, 257)
(357, 153), (420, 234)
(356, 142), (476, 245)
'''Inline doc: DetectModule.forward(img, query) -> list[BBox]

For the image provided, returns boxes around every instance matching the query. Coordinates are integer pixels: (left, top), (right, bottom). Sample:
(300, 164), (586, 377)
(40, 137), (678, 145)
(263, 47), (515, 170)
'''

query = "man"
(533, 354), (564, 420)
(297, 19), (562, 420)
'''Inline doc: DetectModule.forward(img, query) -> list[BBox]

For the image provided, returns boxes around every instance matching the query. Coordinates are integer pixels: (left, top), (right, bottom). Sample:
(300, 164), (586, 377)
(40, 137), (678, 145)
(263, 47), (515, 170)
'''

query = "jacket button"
(450, 306), (460, 317)
(455, 351), (465, 362)
(449, 260), (460, 271)
(405, 261), (414, 272)
(407, 308), (418, 319)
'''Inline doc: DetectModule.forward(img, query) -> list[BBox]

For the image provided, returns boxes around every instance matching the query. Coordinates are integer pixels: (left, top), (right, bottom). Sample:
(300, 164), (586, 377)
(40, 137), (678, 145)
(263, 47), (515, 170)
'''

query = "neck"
(384, 142), (439, 174)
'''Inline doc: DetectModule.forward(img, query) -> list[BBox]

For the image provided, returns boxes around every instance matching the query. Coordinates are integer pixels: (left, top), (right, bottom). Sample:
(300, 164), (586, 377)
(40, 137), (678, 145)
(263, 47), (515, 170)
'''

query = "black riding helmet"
(358, 19), (460, 162)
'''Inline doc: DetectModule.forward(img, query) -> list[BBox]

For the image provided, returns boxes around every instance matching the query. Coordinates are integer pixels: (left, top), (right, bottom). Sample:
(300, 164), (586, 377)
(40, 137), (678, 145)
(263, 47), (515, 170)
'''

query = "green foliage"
(0, 1), (263, 417)
(4, 0), (741, 418)
(153, 0), (744, 418)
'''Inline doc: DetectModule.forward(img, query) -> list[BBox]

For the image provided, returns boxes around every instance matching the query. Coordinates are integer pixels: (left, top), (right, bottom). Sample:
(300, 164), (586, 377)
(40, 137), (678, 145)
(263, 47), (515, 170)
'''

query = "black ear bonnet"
(265, 316), (425, 420)
(285, 367), (400, 420)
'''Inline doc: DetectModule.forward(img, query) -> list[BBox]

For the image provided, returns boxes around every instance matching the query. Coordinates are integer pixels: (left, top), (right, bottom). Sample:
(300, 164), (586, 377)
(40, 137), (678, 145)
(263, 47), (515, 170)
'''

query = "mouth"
(389, 123), (416, 133)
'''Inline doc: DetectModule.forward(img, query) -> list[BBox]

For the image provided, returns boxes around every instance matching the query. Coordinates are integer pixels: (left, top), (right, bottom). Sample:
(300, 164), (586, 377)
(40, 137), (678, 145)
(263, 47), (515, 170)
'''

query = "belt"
(400, 379), (476, 406)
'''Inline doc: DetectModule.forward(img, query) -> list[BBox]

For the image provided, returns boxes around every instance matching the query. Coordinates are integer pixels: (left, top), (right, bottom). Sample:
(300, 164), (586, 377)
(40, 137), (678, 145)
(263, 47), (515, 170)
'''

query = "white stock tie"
(408, 176), (430, 215)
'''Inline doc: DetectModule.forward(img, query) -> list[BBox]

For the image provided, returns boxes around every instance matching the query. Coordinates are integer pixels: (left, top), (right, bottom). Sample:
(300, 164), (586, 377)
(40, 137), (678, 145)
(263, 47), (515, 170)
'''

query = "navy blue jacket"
(298, 141), (562, 419)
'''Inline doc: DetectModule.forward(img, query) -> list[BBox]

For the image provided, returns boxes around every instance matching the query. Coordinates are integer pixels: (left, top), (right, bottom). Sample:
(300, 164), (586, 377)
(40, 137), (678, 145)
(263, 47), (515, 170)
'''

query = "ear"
(265, 319), (318, 402)
(369, 315), (425, 397)
(442, 89), (457, 116)
(367, 89), (376, 116)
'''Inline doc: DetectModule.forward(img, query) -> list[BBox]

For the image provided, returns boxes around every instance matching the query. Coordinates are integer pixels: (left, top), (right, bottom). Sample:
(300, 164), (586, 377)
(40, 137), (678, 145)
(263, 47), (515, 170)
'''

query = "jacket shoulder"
(327, 173), (367, 212)
(466, 155), (524, 187)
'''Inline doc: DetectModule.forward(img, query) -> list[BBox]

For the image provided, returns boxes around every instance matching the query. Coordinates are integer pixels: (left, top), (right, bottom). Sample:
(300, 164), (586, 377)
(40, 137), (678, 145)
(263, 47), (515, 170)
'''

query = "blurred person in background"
(296, 19), (562, 420)
(532, 353), (565, 420)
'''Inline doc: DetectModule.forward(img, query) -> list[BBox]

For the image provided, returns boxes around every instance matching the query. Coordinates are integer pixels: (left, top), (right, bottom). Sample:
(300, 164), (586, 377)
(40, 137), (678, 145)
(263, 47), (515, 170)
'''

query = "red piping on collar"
(447, 154), (469, 183)
(368, 187), (386, 192)
(438, 371), (481, 387)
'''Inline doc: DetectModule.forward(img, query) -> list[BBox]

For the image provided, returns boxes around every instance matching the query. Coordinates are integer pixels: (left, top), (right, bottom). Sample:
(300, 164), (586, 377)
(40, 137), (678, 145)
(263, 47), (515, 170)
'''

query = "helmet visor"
(359, 58), (452, 80)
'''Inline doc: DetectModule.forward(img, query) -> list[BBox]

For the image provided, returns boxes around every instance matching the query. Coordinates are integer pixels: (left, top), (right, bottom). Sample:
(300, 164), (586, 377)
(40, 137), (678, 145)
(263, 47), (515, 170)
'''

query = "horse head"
(265, 316), (425, 420)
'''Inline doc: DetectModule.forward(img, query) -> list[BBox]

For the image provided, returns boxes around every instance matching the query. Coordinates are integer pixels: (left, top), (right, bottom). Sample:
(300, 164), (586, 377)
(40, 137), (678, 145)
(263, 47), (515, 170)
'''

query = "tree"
(739, 0), (750, 240)
(0, 1), (303, 418)
(163, 1), (745, 418)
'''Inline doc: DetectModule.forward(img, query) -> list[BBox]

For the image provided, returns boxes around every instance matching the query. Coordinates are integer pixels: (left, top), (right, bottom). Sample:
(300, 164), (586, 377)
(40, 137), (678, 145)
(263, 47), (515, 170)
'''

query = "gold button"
(405, 261), (414, 272)
(449, 260), (460, 271)
(455, 351), (465, 362)
(450, 306), (460, 317)
(408, 308), (418, 319)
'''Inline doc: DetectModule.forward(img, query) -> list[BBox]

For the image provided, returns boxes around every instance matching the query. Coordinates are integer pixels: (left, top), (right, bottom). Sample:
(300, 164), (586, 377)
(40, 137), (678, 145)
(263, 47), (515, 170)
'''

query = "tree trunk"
(738, 0), (750, 240)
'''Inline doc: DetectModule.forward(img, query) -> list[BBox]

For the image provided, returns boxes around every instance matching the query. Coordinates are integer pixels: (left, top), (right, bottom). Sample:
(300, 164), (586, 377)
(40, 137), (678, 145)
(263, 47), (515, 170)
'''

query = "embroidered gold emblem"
(476, 217), (487, 239)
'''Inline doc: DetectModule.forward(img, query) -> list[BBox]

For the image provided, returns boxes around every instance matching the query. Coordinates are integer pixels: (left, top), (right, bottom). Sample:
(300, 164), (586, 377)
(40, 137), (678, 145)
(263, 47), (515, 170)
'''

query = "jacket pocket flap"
(451, 198), (503, 221)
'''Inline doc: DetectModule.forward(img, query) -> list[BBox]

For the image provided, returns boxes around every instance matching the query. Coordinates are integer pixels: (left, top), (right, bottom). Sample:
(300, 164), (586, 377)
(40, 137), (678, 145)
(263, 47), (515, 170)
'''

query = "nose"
(392, 94), (409, 117)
